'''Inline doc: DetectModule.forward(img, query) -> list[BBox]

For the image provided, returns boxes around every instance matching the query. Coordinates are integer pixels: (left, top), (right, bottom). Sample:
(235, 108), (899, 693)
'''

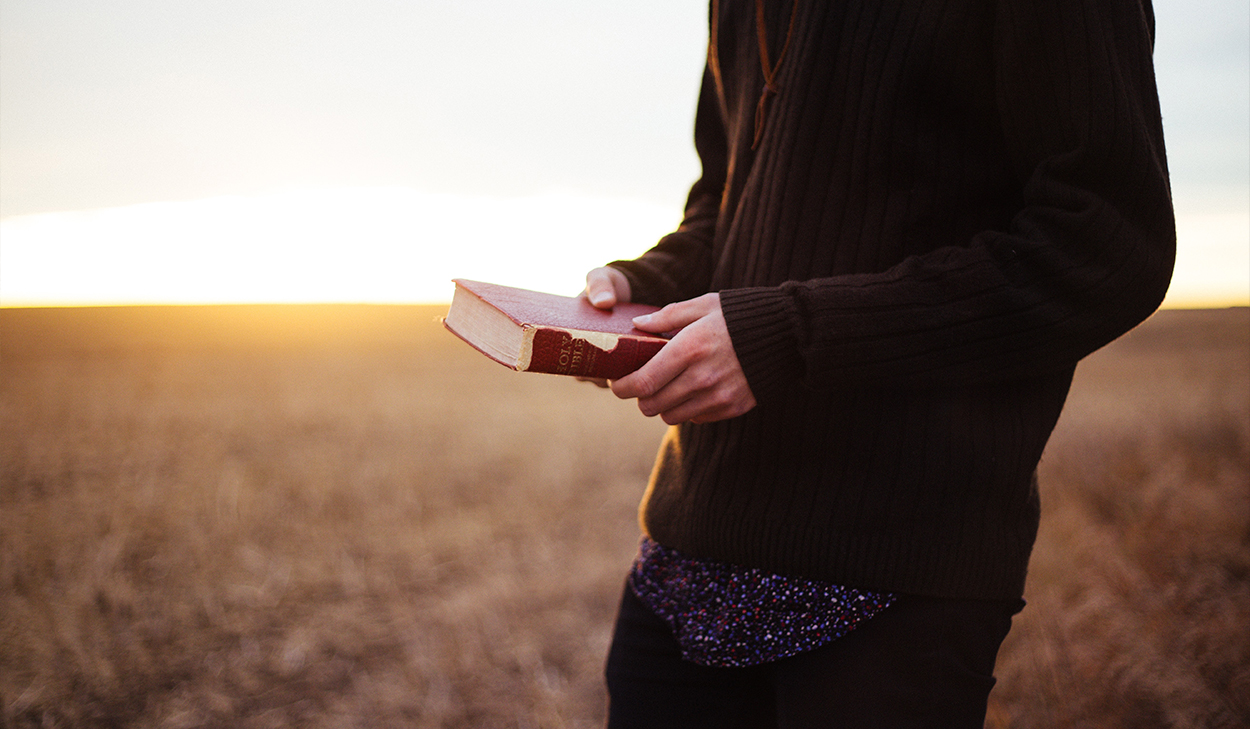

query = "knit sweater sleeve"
(722, 0), (1175, 397)
(607, 65), (726, 307)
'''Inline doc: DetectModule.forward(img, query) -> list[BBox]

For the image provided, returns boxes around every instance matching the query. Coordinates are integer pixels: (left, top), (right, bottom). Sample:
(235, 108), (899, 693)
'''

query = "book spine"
(526, 327), (664, 379)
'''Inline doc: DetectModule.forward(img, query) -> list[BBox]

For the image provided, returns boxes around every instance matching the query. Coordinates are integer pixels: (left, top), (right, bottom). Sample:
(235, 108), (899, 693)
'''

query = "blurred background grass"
(2, 305), (1247, 727)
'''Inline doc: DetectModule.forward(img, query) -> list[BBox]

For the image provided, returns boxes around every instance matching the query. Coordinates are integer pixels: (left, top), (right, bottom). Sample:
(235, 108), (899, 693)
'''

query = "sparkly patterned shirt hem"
(629, 537), (896, 668)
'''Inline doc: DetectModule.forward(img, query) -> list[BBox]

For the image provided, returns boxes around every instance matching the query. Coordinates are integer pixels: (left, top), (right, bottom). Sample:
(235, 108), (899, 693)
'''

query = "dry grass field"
(2, 304), (1247, 728)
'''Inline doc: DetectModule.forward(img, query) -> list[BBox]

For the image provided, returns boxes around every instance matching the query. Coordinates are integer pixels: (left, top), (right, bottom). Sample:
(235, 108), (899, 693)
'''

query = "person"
(581, 0), (1175, 726)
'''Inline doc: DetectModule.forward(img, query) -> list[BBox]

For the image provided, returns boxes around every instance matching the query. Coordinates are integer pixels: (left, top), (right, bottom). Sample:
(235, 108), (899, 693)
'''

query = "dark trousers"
(605, 582), (1022, 728)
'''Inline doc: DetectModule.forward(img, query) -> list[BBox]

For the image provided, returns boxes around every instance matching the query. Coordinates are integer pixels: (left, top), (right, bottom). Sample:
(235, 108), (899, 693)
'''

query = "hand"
(576, 267), (634, 388)
(611, 293), (756, 424)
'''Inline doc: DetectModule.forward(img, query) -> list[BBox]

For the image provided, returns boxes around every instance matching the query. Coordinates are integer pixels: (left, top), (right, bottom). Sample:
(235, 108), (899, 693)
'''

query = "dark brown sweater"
(609, 0), (1175, 600)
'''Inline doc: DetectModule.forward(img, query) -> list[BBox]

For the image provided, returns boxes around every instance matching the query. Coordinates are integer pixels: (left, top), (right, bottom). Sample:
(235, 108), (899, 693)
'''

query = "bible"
(443, 279), (667, 379)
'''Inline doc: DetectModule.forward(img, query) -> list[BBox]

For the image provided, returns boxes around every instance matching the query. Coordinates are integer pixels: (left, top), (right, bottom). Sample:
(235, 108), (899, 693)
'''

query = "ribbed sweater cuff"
(719, 287), (805, 402)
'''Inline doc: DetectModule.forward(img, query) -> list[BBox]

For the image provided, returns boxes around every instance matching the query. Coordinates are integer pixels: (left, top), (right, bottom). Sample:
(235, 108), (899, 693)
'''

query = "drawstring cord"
(752, 0), (798, 149)
(707, 0), (799, 150)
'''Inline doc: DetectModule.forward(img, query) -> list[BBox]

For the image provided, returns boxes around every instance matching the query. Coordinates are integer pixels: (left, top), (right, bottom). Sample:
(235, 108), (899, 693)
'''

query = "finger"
(656, 377), (757, 425)
(637, 357), (725, 422)
(657, 394), (718, 425)
(631, 293), (718, 334)
(574, 376), (611, 388)
(637, 371), (703, 422)
(610, 338), (695, 404)
(584, 267), (630, 309)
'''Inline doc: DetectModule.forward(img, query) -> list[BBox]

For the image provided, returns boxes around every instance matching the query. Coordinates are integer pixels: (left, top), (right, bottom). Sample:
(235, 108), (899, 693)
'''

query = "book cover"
(443, 279), (667, 379)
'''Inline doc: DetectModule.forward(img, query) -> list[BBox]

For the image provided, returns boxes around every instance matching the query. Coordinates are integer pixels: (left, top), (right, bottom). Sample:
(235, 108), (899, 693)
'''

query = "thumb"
(632, 293), (718, 335)
(585, 267), (629, 309)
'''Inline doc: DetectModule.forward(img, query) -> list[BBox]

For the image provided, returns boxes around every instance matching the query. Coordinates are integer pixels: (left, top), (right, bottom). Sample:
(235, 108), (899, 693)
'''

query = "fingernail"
(633, 314), (652, 324)
(590, 291), (610, 305)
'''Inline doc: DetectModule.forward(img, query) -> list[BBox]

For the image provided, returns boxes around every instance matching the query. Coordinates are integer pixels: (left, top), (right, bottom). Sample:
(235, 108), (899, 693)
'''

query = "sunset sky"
(1, 0), (1246, 307)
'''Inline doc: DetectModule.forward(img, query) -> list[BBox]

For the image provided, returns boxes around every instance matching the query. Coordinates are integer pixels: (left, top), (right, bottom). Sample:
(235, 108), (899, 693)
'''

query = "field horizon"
(2, 304), (1247, 727)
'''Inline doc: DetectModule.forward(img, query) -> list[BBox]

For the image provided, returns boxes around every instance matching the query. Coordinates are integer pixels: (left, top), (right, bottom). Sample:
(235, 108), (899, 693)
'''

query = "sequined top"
(629, 537), (896, 668)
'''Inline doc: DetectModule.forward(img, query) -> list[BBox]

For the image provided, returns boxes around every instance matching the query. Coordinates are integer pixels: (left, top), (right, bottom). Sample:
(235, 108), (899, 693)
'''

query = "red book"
(443, 279), (667, 379)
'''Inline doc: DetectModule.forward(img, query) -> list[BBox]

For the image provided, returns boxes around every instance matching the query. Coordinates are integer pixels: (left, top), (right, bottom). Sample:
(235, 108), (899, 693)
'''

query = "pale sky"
(1, 0), (1246, 306)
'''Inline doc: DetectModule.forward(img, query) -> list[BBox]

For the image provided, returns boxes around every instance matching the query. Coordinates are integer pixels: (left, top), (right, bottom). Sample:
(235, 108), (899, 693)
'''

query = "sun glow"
(1164, 211), (1250, 309)
(1, 187), (1245, 308)
(0, 188), (680, 306)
